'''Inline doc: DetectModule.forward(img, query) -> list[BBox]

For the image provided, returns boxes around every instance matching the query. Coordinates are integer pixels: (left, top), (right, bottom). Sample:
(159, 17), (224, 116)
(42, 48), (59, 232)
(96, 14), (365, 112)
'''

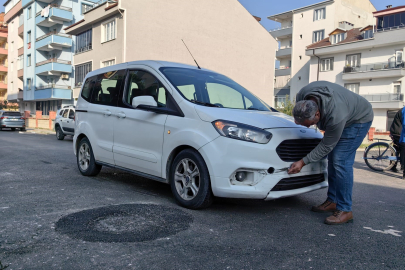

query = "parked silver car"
(55, 106), (75, 140)
(0, 110), (26, 131)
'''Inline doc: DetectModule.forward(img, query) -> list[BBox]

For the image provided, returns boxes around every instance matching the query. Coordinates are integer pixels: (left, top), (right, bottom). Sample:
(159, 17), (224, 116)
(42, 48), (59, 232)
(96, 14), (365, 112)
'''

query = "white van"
(73, 61), (327, 209)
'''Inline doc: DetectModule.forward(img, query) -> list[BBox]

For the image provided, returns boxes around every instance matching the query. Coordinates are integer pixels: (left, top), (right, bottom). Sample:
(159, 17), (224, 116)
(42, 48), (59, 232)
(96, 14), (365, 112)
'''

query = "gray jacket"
(296, 81), (374, 164)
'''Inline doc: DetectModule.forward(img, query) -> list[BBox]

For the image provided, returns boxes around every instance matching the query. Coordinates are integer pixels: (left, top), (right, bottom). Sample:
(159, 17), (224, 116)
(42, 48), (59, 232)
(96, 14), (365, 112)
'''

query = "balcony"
(275, 68), (291, 77)
(0, 81), (7, 89)
(276, 47), (292, 59)
(34, 84), (72, 100)
(36, 32), (72, 51)
(35, 58), (72, 75)
(18, 46), (24, 56)
(0, 65), (8, 73)
(18, 24), (24, 37)
(18, 68), (24, 79)
(269, 26), (293, 39)
(361, 93), (404, 109)
(0, 47), (7, 56)
(36, 6), (73, 27)
(342, 61), (405, 81)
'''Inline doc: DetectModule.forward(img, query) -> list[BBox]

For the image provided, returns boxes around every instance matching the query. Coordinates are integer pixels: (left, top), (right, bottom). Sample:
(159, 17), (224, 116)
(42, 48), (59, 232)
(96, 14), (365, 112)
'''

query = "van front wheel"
(170, 149), (213, 209)
(77, 138), (102, 176)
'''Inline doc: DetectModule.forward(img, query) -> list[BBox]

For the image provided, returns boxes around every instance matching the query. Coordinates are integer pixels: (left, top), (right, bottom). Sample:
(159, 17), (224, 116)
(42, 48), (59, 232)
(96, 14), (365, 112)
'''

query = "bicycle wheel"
(364, 142), (397, 171)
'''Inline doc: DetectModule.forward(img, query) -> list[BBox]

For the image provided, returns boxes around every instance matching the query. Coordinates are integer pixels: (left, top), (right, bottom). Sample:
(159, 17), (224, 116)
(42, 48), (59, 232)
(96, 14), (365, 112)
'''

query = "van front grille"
(271, 174), (325, 191)
(276, 139), (322, 162)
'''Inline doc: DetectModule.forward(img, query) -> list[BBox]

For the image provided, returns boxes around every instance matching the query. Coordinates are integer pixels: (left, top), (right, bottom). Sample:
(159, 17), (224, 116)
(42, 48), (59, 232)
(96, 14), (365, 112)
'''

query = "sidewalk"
(23, 128), (55, 135)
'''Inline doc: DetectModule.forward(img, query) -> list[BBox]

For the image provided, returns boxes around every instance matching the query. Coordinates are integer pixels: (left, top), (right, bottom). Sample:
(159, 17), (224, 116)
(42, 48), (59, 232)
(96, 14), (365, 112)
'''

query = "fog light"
(235, 171), (247, 182)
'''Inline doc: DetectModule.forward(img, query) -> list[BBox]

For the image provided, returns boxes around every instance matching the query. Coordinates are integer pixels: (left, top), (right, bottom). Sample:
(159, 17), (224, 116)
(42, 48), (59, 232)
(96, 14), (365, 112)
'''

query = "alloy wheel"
(174, 158), (200, 201)
(79, 143), (91, 171)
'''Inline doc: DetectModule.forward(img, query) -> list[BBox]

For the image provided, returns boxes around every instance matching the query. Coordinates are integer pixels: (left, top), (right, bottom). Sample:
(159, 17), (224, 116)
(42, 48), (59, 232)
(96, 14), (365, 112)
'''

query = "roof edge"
(267, 0), (334, 20)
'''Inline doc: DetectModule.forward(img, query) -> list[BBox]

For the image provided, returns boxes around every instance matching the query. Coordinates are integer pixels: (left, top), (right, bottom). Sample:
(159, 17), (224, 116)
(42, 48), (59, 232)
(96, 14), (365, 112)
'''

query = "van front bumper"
(198, 127), (328, 200)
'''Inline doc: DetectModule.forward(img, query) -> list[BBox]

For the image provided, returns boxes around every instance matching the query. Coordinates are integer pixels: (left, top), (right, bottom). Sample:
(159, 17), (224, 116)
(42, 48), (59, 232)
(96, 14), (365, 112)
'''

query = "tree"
(278, 95), (295, 116)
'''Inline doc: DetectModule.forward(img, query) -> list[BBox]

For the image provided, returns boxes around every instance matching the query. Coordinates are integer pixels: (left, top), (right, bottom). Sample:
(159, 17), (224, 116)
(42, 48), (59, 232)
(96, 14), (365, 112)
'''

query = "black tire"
(364, 142), (396, 171)
(11, 128), (16, 131)
(20, 128), (26, 132)
(56, 126), (65, 140)
(170, 149), (213, 209)
(77, 137), (102, 176)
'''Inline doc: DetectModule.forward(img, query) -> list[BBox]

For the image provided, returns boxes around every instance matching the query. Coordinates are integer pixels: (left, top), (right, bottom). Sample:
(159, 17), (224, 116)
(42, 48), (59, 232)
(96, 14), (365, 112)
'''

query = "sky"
(238, 0), (405, 31)
(0, 0), (403, 23)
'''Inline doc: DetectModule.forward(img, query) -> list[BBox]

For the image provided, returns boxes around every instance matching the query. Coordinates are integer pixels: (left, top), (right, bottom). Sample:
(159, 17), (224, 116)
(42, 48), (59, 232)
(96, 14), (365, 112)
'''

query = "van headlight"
(212, 120), (272, 144)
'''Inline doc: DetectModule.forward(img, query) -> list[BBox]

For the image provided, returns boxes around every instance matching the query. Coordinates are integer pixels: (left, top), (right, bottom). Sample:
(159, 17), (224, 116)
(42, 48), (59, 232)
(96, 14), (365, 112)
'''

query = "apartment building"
(4, 0), (99, 115)
(0, 13), (8, 102)
(64, 0), (277, 105)
(267, 0), (376, 107)
(305, 5), (405, 131)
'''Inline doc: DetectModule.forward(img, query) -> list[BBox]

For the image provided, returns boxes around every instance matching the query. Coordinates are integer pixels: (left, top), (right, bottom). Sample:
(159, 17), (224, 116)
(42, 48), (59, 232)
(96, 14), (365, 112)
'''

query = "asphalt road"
(0, 130), (404, 270)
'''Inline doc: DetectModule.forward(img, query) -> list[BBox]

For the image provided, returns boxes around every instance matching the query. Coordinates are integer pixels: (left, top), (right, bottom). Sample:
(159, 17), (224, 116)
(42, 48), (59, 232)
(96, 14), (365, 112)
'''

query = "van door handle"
(103, 110), (112, 116)
(116, 112), (126, 118)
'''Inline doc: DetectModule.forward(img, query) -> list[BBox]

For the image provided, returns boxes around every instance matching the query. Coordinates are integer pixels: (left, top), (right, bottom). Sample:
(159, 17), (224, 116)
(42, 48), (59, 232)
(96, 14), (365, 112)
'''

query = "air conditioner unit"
(61, 74), (69, 80)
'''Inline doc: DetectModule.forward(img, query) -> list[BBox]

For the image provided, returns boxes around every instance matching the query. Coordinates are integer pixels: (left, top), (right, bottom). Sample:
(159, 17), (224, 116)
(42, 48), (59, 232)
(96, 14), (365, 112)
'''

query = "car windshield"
(160, 67), (274, 111)
(3, 112), (21, 116)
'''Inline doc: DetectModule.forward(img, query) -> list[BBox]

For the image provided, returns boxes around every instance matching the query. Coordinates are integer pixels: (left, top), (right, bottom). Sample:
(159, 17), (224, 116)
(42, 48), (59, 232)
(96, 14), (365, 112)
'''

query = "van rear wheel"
(170, 149), (213, 209)
(77, 137), (102, 176)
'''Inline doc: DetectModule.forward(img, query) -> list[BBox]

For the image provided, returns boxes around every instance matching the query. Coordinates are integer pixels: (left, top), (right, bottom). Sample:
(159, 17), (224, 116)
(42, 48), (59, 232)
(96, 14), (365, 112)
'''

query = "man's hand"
(288, 159), (306, 174)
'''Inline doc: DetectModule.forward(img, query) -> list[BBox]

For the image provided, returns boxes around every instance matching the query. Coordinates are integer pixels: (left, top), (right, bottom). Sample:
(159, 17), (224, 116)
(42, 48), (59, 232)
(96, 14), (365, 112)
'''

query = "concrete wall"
(121, 0), (277, 105)
(7, 16), (20, 101)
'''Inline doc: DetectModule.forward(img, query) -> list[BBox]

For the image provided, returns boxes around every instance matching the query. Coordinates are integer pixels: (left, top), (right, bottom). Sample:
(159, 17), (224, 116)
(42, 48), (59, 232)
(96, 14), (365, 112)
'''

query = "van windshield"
(160, 67), (274, 111)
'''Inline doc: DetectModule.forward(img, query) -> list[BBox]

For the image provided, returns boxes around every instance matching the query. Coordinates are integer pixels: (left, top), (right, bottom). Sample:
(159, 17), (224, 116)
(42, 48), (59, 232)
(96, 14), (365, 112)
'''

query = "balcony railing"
(361, 93), (403, 102)
(36, 58), (71, 67)
(84, 0), (118, 13)
(376, 25), (405, 33)
(36, 4), (72, 17)
(343, 61), (404, 74)
(36, 31), (72, 42)
(36, 84), (71, 90)
(269, 25), (293, 32)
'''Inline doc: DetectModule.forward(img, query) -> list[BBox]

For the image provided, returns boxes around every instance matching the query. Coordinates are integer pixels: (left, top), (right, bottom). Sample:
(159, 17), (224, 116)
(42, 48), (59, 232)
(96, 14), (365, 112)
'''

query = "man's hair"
(293, 100), (318, 124)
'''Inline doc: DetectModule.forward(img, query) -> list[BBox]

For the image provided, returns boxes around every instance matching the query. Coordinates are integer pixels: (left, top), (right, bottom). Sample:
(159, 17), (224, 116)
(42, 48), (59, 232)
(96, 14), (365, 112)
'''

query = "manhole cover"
(55, 204), (193, 243)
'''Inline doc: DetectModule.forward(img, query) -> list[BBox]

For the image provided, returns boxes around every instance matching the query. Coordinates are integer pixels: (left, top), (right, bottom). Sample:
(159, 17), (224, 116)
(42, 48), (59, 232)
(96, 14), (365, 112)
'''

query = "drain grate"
(55, 204), (193, 243)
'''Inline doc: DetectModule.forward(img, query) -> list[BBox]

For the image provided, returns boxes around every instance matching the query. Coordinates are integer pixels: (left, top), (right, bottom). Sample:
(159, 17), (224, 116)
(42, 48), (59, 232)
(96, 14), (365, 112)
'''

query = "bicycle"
(363, 138), (398, 171)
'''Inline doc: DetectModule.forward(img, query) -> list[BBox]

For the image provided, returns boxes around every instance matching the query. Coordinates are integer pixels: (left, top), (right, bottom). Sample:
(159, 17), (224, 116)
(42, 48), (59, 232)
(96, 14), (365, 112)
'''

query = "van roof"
(84, 60), (213, 78)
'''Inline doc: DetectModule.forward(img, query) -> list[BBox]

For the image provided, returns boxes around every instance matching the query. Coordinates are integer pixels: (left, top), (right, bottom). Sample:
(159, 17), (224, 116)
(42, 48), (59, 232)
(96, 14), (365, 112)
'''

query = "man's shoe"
(391, 167), (399, 172)
(311, 200), (337, 213)
(324, 210), (353, 225)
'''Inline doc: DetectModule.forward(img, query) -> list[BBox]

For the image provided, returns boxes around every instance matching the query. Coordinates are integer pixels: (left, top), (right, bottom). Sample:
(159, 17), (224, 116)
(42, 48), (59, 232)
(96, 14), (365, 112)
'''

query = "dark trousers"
(392, 136), (404, 168)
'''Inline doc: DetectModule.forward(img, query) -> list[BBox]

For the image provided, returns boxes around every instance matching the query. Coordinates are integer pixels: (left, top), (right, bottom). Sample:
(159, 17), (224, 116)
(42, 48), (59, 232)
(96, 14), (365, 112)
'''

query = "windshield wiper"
(190, 100), (220, 107)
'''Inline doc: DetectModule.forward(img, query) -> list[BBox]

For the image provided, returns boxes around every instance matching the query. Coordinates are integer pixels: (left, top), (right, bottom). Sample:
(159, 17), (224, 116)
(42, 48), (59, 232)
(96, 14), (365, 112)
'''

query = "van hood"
(194, 106), (300, 129)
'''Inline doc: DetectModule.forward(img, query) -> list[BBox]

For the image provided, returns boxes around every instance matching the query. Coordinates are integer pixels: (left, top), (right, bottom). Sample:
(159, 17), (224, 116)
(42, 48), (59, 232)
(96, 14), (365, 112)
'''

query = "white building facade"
(267, 0), (376, 107)
(305, 6), (405, 131)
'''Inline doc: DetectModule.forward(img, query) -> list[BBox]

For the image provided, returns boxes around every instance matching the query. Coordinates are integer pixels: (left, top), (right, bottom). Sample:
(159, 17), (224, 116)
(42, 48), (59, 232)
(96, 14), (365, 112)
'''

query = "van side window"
(81, 76), (97, 102)
(125, 70), (167, 107)
(90, 70), (126, 106)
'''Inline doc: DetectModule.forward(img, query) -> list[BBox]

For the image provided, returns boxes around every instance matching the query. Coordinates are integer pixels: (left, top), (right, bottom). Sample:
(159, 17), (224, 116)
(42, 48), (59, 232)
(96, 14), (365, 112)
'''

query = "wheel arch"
(75, 133), (88, 153)
(165, 145), (202, 183)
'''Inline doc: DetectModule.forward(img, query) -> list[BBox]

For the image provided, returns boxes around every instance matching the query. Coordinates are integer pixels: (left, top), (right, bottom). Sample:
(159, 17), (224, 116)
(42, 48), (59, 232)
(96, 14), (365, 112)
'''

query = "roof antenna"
(182, 39), (201, 69)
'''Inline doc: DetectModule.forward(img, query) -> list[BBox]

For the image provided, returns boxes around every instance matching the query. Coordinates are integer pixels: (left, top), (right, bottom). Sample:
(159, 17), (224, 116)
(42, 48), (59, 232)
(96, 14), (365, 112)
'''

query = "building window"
(75, 62), (92, 87)
(346, 53), (361, 67)
(11, 41), (14, 51)
(102, 59), (115, 67)
(27, 78), (32, 90)
(394, 81), (401, 94)
(275, 96), (286, 108)
(321, 58), (334, 71)
(396, 50), (403, 67)
(313, 30), (324, 43)
(18, 55), (24, 69)
(314, 8), (326, 21)
(27, 7), (31, 19)
(362, 30), (374, 39)
(345, 83), (360, 94)
(331, 33), (345, 44)
(27, 54), (31, 67)
(27, 31), (31, 44)
(377, 12), (405, 30)
(75, 29), (92, 53)
(102, 19), (116, 43)
(81, 3), (93, 14)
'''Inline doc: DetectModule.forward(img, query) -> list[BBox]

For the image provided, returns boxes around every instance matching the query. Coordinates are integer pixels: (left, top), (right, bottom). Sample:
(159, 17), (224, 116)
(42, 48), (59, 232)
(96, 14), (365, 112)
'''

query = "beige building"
(64, 0), (277, 105)
(267, 0), (376, 106)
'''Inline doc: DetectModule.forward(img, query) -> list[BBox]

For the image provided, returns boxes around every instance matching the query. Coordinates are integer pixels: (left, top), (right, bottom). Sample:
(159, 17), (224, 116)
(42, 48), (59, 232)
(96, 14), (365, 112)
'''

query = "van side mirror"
(132, 96), (157, 108)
